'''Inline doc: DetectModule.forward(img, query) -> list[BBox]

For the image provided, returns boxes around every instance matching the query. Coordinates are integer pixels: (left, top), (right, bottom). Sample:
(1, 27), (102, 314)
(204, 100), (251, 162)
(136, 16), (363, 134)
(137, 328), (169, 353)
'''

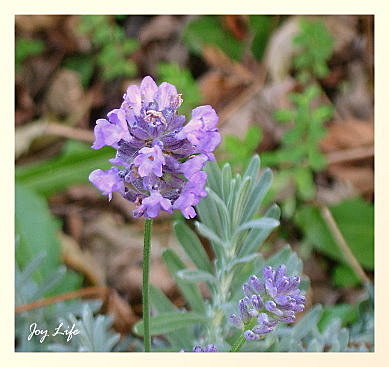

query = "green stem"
(230, 334), (246, 353)
(230, 319), (257, 352)
(142, 219), (153, 352)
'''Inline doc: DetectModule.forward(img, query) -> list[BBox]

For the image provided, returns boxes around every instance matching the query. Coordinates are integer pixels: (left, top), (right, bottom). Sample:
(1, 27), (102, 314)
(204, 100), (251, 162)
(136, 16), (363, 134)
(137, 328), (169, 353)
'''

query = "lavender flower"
(229, 265), (306, 341)
(89, 76), (221, 219)
(181, 344), (218, 352)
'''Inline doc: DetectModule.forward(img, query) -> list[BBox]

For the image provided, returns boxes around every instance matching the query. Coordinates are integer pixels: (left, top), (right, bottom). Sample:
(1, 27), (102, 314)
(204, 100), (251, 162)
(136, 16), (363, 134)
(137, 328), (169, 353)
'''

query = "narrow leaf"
(174, 221), (212, 273)
(162, 249), (205, 313)
(177, 269), (216, 283)
(133, 312), (207, 336)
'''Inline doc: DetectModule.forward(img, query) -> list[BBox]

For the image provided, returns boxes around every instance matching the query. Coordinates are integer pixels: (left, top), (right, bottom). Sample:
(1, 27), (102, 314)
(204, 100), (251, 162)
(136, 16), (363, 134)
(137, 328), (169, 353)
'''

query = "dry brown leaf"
(222, 15), (249, 41)
(202, 45), (253, 84)
(138, 15), (183, 44)
(102, 289), (137, 334)
(16, 15), (62, 33)
(198, 71), (242, 108)
(60, 232), (106, 286)
(334, 62), (374, 120)
(44, 69), (84, 118)
(327, 165), (374, 195)
(320, 119), (374, 152)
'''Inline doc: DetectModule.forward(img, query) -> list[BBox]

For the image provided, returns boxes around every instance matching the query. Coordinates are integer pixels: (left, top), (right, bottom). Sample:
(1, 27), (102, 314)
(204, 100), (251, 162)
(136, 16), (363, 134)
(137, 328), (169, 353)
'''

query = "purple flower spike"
(89, 76), (221, 219)
(229, 264), (306, 342)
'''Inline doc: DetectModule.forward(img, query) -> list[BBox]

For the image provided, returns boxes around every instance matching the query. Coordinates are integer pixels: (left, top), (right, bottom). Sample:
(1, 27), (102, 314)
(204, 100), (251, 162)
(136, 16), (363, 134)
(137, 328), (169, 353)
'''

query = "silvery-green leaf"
(232, 176), (252, 226)
(221, 162), (232, 201)
(174, 221), (212, 273)
(162, 249), (205, 313)
(15, 251), (46, 291)
(133, 312), (207, 336)
(291, 305), (322, 339)
(196, 194), (223, 237)
(241, 168), (272, 223)
(239, 204), (281, 256)
(177, 269), (216, 284)
(306, 338), (324, 352)
(195, 221), (225, 248)
(204, 160), (222, 196)
(150, 285), (193, 349)
(227, 253), (260, 271)
(233, 217), (279, 239)
(243, 154), (261, 180)
(207, 188), (231, 233)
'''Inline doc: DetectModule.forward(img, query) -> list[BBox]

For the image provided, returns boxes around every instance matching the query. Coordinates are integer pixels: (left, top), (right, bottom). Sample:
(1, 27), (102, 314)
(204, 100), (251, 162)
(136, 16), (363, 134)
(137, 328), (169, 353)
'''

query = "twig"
(46, 123), (94, 143)
(15, 286), (109, 314)
(325, 145), (374, 165)
(320, 205), (370, 284)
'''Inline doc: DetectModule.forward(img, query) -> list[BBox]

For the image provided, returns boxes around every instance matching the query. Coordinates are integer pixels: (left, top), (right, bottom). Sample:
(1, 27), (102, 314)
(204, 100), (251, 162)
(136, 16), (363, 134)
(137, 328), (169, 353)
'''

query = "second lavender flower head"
(89, 76), (221, 219)
(229, 264), (306, 341)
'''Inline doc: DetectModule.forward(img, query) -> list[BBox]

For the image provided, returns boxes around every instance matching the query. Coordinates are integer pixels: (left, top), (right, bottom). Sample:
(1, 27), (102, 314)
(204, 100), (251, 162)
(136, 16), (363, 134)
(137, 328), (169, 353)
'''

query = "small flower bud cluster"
(229, 265), (306, 341)
(89, 76), (221, 219)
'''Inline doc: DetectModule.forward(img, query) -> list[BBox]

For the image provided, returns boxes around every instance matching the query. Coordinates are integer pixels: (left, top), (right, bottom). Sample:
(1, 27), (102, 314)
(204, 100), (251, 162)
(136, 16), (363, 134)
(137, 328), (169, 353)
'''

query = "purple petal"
(124, 85), (142, 115)
(140, 76), (158, 104)
(156, 82), (177, 110)
(89, 168), (124, 200)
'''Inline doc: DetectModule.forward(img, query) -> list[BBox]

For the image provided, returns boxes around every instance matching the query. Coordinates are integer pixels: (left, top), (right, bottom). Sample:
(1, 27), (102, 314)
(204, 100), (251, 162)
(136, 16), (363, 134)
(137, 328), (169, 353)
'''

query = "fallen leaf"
(60, 232), (106, 286)
(320, 119), (374, 152)
(44, 69), (84, 118)
(327, 165), (374, 195)
(102, 289), (137, 334)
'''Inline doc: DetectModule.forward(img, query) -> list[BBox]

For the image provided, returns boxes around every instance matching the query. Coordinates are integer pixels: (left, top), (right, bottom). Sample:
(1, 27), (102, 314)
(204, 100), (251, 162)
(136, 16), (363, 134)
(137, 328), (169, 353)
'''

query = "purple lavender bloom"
(228, 264), (306, 341)
(89, 76), (221, 219)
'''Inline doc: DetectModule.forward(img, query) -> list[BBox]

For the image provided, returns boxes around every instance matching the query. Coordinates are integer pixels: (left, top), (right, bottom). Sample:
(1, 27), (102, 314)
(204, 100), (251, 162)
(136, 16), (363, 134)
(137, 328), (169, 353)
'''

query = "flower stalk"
(142, 219), (153, 352)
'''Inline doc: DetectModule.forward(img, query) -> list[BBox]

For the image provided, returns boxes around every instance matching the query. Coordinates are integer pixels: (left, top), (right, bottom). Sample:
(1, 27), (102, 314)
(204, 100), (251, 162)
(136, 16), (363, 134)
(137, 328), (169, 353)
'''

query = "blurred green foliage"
(318, 303), (358, 331)
(15, 38), (45, 72)
(220, 126), (262, 172)
(16, 140), (114, 197)
(262, 85), (333, 216)
(157, 62), (201, 115)
(184, 15), (275, 61)
(295, 198), (374, 284)
(293, 19), (334, 83)
(74, 15), (138, 82)
(184, 16), (244, 60)
(15, 184), (82, 296)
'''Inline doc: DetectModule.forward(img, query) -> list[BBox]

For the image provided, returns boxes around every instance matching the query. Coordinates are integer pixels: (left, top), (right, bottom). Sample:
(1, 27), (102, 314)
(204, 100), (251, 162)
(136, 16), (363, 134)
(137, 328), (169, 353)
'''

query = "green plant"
(293, 19), (334, 83)
(15, 38), (45, 72)
(75, 15), (138, 82)
(262, 85), (333, 217)
(183, 15), (275, 61)
(16, 140), (114, 197)
(221, 125), (262, 172)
